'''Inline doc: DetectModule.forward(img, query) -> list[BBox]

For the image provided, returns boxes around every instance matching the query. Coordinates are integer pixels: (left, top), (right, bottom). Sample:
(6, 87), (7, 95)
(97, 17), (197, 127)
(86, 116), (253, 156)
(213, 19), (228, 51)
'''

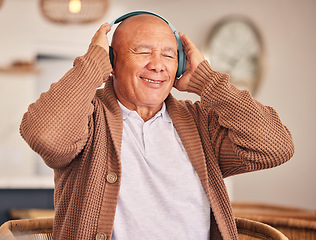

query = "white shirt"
(112, 101), (210, 239)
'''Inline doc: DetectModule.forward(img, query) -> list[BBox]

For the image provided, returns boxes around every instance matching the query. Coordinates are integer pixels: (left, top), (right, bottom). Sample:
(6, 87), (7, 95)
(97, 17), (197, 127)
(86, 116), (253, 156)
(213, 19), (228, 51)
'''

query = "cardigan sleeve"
(187, 60), (294, 178)
(20, 45), (112, 169)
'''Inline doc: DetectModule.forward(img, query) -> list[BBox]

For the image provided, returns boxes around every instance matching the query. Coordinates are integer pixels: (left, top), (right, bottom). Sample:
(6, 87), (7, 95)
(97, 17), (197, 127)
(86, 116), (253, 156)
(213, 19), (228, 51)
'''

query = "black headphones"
(108, 10), (186, 78)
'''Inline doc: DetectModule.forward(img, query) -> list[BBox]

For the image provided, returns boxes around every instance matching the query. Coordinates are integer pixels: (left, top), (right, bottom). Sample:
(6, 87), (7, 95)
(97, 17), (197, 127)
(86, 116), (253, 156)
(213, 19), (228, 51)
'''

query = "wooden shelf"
(0, 62), (40, 74)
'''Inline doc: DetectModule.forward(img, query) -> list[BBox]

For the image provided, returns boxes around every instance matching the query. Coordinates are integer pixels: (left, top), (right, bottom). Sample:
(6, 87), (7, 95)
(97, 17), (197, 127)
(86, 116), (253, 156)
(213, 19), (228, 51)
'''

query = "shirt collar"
(117, 100), (172, 123)
(117, 100), (130, 121)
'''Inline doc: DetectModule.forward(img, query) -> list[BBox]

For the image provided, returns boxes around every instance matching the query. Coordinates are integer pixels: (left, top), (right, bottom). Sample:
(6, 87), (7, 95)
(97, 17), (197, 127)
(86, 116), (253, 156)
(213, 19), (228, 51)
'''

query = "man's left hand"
(173, 33), (205, 92)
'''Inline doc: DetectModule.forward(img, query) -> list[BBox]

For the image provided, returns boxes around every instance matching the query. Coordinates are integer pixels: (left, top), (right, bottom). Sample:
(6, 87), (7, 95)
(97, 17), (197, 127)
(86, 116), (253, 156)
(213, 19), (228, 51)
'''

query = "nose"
(146, 53), (166, 73)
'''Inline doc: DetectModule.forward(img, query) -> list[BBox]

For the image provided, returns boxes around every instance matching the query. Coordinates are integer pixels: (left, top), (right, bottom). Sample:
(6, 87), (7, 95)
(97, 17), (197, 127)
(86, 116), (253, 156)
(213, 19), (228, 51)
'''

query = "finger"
(179, 32), (205, 67)
(99, 22), (111, 34)
(90, 22), (111, 49)
(179, 35), (194, 62)
(173, 70), (191, 91)
(179, 33), (194, 51)
(93, 23), (111, 40)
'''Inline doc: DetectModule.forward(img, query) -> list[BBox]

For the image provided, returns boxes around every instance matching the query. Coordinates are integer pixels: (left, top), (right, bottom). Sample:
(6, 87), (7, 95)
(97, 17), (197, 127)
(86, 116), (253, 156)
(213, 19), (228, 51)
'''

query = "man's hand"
(173, 33), (205, 92)
(90, 23), (111, 53)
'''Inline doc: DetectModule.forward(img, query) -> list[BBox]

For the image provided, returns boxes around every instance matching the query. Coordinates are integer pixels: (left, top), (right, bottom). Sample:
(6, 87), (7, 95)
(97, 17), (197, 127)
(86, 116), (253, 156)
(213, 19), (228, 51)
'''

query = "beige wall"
(0, 0), (315, 209)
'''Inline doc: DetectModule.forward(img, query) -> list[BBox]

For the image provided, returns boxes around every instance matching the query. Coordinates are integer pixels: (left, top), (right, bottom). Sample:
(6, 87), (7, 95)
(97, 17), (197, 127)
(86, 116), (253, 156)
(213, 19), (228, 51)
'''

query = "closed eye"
(138, 52), (151, 55)
(162, 49), (177, 59)
(132, 46), (152, 55)
(163, 54), (177, 59)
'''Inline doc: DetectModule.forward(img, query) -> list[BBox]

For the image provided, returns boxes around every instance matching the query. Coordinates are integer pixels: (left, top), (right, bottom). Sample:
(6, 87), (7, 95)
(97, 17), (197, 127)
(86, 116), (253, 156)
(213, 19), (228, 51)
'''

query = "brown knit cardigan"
(20, 45), (294, 240)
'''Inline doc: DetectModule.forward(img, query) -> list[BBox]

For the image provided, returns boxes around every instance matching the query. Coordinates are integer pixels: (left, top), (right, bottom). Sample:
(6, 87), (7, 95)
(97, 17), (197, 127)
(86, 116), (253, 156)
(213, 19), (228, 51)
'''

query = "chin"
(141, 97), (165, 107)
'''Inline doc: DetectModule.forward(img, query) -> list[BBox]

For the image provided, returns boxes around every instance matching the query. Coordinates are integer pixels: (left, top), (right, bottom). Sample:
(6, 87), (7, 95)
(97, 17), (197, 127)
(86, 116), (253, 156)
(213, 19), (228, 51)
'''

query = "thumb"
(173, 71), (191, 92)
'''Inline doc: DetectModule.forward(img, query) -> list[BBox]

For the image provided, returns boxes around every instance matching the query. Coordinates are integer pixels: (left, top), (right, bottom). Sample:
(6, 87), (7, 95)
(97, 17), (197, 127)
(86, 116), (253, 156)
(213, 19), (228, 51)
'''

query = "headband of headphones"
(108, 10), (186, 78)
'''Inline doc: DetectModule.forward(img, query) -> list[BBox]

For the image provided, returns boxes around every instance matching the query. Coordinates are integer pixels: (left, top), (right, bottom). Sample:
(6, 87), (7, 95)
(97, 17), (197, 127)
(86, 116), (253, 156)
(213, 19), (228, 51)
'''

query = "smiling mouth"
(140, 77), (164, 84)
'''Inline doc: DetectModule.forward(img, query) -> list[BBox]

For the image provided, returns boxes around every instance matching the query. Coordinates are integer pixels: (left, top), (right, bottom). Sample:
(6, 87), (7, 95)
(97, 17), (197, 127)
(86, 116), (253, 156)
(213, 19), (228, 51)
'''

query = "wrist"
(187, 60), (214, 95)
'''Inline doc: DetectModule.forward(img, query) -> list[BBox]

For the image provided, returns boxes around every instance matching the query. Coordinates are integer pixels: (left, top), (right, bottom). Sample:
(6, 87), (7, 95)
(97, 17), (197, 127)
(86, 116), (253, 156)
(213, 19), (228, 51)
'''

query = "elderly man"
(20, 12), (294, 240)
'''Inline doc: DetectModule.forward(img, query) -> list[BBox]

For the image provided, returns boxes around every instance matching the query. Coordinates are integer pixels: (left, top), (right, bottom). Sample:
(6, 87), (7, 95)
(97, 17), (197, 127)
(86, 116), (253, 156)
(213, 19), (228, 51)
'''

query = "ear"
(109, 46), (114, 67)
(109, 46), (116, 74)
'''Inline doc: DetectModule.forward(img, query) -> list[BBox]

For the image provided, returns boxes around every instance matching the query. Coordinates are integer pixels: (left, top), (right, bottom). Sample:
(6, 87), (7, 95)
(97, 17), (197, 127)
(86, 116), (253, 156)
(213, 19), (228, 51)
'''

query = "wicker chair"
(0, 218), (53, 240)
(0, 217), (288, 240)
(236, 217), (289, 239)
(232, 202), (316, 240)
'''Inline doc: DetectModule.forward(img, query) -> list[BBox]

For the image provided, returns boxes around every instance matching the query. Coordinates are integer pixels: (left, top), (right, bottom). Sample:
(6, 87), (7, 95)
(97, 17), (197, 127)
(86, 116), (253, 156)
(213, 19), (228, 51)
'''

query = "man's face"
(112, 16), (178, 112)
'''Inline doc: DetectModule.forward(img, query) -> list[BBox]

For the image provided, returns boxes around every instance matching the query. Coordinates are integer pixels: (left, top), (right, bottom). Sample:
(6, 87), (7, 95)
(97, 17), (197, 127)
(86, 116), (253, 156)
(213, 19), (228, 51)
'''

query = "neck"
(135, 105), (162, 122)
(118, 99), (163, 122)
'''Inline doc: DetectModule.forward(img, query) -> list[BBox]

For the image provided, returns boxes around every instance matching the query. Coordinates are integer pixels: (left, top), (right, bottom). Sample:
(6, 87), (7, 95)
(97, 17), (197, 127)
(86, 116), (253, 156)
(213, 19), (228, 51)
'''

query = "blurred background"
(0, 0), (315, 225)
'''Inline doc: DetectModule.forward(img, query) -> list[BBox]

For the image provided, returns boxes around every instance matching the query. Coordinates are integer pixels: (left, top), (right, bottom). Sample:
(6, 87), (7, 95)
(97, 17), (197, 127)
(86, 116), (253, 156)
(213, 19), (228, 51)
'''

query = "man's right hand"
(90, 23), (111, 53)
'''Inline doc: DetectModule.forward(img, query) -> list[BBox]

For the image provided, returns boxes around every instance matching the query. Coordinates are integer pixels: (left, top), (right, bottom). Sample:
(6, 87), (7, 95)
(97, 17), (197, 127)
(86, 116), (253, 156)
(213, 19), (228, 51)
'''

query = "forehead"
(119, 14), (171, 30)
(114, 15), (177, 48)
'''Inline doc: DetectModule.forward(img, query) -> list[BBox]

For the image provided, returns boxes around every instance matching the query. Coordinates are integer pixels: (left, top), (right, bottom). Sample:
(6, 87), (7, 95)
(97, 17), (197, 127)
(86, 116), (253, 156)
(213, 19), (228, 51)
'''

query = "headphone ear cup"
(109, 46), (114, 68)
(176, 49), (186, 78)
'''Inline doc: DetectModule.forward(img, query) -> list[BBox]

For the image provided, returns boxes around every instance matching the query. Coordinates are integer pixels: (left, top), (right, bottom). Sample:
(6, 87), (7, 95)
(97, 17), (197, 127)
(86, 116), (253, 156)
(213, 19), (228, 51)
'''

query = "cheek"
(114, 72), (137, 98)
(114, 51), (139, 70)
(168, 61), (179, 76)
